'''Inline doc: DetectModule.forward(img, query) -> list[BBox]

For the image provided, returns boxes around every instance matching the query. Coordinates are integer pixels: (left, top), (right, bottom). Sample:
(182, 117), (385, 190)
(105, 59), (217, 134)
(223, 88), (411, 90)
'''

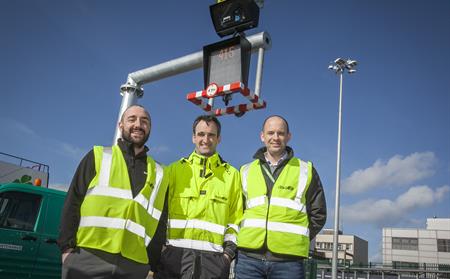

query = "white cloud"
(54, 141), (86, 161)
(149, 145), (170, 155)
(342, 185), (450, 228)
(343, 152), (437, 194)
(0, 117), (86, 161)
(369, 246), (383, 263)
(48, 183), (69, 192)
(15, 121), (39, 137)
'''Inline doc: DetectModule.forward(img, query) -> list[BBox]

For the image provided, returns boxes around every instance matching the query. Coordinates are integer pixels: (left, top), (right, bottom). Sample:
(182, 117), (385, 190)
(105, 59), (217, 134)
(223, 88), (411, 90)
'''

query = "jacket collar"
(117, 138), (149, 158)
(253, 146), (294, 163)
(184, 151), (225, 170)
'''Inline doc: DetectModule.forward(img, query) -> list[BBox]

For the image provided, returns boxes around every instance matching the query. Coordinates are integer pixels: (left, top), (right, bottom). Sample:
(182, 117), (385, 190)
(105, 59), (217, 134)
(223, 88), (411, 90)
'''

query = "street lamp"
(328, 57), (357, 279)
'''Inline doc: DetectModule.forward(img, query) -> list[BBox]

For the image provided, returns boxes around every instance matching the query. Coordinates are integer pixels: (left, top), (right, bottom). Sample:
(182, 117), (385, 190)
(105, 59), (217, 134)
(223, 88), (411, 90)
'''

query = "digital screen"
(208, 44), (242, 86)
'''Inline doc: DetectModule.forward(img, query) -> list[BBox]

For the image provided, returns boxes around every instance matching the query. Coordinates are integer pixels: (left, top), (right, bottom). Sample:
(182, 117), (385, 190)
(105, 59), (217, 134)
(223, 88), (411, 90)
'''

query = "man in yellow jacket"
(58, 105), (168, 279)
(235, 115), (327, 279)
(157, 115), (243, 279)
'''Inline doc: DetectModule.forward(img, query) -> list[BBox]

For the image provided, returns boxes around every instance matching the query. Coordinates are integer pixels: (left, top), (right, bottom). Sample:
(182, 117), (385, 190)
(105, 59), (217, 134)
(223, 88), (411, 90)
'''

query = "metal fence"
(309, 260), (450, 279)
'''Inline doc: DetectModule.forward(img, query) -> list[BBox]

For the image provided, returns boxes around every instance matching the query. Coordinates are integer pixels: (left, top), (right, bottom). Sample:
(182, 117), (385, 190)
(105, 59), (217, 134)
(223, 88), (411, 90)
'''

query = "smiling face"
(119, 105), (151, 148)
(260, 116), (291, 158)
(192, 120), (221, 157)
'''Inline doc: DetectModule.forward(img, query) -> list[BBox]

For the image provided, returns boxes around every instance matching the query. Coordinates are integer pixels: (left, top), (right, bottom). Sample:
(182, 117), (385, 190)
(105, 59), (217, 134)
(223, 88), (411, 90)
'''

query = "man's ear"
(260, 131), (264, 142)
(286, 132), (292, 143)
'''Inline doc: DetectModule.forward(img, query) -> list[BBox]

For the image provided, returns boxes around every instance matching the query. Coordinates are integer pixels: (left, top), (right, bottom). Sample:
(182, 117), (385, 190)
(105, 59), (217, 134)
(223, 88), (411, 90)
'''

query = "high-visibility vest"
(238, 158), (312, 257)
(76, 145), (167, 264)
(166, 152), (243, 253)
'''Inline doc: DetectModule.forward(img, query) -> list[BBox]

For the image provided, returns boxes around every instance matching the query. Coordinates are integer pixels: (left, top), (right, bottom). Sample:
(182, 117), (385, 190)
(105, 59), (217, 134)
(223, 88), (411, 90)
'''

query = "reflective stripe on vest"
(79, 216), (152, 246)
(240, 218), (308, 236)
(167, 239), (223, 253)
(168, 219), (238, 246)
(169, 219), (225, 235)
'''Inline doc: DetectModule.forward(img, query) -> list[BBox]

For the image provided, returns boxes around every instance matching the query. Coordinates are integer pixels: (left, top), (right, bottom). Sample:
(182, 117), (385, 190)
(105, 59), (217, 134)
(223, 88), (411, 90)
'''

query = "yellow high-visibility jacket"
(166, 151), (243, 254)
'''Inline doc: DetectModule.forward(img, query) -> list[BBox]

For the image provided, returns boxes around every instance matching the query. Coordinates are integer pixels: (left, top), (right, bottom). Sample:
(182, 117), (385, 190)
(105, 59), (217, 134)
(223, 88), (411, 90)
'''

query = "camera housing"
(210, 0), (260, 38)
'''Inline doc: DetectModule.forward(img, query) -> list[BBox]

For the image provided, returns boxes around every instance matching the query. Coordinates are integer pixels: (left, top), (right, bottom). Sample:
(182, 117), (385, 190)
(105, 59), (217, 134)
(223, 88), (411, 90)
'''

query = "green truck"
(0, 183), (66, 278)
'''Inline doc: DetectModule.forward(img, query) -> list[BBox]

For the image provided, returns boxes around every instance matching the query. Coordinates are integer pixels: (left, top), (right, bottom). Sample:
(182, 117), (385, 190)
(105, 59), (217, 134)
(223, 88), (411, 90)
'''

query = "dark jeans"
(156, 246), (230, 279)
(235, 253), (304, 279)
(62, 247), (150, 279)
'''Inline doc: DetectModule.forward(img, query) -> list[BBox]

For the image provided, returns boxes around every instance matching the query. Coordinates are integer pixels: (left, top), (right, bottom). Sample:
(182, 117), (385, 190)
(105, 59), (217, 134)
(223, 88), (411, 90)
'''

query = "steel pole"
(332, 72), (344, 279)
(112, 82), (143, 145)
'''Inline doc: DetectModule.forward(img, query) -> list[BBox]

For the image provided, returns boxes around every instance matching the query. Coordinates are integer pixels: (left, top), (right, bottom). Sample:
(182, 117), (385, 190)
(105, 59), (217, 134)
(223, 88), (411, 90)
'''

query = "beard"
(121, 127), (149, 148)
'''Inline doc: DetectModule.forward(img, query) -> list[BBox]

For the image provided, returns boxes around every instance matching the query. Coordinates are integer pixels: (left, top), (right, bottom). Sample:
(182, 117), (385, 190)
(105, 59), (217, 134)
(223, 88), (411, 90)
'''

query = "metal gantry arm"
(113, 31), (271, 144)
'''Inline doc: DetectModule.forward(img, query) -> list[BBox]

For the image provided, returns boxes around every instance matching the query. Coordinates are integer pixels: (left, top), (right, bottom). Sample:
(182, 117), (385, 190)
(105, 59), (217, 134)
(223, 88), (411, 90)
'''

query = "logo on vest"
(278, 185), (295, 191)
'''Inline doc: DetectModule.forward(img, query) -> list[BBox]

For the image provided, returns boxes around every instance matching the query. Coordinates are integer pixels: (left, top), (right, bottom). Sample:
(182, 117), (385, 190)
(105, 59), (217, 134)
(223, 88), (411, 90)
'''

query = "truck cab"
(0, 183), (66, 279)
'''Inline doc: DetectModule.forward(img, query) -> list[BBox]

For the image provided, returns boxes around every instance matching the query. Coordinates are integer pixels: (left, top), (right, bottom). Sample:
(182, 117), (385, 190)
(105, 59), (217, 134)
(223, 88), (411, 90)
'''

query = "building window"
(437, 239), (450, 253)
(393, 261), (419, 269)
(392, 237), (418, 250)
(346, 244), (352, 250)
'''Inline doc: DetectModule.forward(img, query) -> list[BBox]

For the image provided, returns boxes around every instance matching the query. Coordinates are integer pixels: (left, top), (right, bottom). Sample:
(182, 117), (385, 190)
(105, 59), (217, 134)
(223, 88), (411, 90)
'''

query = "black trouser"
(156, 246), (230, 279)
(62, 247), (150, 279)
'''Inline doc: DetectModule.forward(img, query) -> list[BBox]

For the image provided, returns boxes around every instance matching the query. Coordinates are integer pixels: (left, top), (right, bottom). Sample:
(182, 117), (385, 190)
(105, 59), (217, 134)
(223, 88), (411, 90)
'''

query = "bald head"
(119, 105), (151, 148)
(120, 105), (151, 125)
(260, 115), (291, 159)
(262, 115), (290, 134)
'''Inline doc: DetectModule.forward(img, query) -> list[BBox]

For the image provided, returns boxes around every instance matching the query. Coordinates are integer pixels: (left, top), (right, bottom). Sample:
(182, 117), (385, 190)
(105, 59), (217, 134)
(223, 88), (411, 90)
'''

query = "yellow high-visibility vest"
(238, 158), (312, 257)
(76, 145), (167, 264)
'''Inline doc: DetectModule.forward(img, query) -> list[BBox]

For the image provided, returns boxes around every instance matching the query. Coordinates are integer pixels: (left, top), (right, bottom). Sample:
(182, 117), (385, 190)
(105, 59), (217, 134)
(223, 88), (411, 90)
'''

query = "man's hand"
(62, 248), (74, 264)
(223, 253), (232, 264)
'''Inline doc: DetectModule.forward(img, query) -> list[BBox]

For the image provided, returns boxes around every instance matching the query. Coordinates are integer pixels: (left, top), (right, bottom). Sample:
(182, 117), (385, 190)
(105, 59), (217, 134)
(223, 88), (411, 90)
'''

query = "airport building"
(314, 229), (368, 265)
(382, 218), (450, 268)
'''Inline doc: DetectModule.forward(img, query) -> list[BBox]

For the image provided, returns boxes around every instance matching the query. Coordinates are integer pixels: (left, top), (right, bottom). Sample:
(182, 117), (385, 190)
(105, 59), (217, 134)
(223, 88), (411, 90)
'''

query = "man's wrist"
(223, 247), (236, 261)
(63, 248), (74, 254)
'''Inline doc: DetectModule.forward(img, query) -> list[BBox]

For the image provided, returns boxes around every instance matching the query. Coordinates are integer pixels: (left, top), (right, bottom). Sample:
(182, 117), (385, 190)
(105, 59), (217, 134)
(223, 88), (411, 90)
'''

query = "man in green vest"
(58, 105), (169, 279)
(235, 115), (327, 279)
(156, 115), (243, 279)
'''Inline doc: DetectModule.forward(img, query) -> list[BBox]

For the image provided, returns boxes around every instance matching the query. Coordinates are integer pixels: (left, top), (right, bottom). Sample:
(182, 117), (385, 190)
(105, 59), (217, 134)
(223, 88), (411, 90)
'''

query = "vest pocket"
(207, 190), (229, 221)
(170, 192), (195, 218)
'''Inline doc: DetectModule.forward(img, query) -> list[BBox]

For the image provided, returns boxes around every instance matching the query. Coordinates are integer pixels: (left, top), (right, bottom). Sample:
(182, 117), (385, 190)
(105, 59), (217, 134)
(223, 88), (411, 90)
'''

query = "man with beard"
(58, 105), (168, 279)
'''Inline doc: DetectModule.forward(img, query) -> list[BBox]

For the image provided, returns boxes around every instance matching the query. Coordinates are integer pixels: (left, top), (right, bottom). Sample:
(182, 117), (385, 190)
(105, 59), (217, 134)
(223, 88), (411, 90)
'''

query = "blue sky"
(1, 0), (449, 261)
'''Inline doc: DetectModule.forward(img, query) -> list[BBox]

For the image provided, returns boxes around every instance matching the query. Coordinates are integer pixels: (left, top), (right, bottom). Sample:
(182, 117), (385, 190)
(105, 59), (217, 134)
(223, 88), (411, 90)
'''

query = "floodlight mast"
(113, 31), (271, 144)
(328, 58), (357, 279)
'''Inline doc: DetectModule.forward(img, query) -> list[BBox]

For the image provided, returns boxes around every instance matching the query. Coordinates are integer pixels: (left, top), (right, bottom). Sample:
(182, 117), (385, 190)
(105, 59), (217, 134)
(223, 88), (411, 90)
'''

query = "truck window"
(0, 191), (42, 231)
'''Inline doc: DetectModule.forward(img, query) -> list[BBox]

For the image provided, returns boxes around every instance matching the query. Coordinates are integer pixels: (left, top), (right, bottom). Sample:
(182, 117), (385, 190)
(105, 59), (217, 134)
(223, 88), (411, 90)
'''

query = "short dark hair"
(262, 115), (290, 134)
(120, 105), (151, 124)
(192, 115), (222, 136)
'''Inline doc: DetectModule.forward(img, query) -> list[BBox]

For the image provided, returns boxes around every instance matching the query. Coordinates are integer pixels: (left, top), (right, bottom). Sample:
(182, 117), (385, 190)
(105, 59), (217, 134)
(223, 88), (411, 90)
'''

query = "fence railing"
(309, 260), (450, 279)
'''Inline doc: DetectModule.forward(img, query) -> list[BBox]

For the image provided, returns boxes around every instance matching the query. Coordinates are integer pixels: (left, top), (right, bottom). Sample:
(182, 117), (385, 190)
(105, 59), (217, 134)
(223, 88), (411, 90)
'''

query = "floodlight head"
(210, 0), (260, 38)
(348, 69), (356, 74)
(329, 64), (342, 74)
(347, 59), (357, 67)
(334, 58), (346, 66)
